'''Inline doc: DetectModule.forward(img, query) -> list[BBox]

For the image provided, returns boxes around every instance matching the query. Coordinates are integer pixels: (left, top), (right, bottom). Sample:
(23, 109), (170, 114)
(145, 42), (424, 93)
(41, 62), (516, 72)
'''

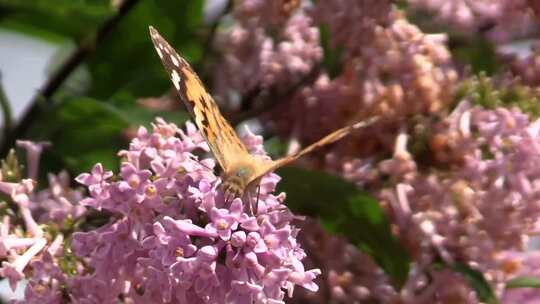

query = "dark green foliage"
(452, 38), (498, 75)
(276, 166), (410, 288)
(318, 24), (343, 78)
(452, 262), (499, 304)
(0, 0), (113, 42)
(110, 90), (189, 128)
(455, 74), (540, 117)
(45, 97), (129, 173)
(87, 0), (204, 98)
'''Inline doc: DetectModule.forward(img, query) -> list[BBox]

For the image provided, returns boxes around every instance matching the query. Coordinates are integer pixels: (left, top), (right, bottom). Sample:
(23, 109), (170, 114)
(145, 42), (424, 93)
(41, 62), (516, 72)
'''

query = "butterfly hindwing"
(149, 26), (251, 172)
(250, 116), (380, 182)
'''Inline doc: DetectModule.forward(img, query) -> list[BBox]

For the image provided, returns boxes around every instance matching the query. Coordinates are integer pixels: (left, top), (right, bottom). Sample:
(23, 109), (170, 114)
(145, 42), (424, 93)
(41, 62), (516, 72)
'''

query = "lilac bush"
(0, 119), (320, 303)
(5, 0), (540, 303)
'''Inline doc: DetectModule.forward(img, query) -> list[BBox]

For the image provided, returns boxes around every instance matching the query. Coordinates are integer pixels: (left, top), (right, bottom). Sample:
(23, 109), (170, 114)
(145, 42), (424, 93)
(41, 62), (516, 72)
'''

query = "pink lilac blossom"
(15, 140), (86, 226)
(33, 118), (319, 303)
(14, 235), (67, 304)
(16, 140), (49, 180)
(508, 42), (540, 87)
(0, 140), (85, 300)
(311, 0), (393, 58)
(233, 0), (301, 27)
(407, 0), (539, 43)
(213, 4), (322, 107)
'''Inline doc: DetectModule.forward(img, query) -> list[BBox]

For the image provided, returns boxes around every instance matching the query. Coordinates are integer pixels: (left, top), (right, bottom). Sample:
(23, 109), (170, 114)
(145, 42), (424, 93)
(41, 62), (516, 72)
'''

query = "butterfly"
(149, 26), (378, 208)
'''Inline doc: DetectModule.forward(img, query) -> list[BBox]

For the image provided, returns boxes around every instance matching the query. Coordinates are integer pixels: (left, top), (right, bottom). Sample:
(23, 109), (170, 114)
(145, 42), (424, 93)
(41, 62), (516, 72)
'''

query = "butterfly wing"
(149, 26), (251, 172)
(249, 116), (380, 184)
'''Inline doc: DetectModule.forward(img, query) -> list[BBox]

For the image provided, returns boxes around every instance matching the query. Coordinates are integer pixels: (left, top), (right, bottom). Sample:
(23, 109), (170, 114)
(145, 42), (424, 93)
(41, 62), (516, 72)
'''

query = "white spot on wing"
(171, 55), (179, 67)
(156, 47), (163, 59)
(171, 70), (181, 90)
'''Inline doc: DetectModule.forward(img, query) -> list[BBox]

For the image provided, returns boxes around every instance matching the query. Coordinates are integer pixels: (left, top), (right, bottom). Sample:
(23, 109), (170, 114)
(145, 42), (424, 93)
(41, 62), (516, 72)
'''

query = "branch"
(230, 65), (321, 125)
(0, 73), (13, 140)
(197, 0), (233, 83)
(0, 0), (141, 157)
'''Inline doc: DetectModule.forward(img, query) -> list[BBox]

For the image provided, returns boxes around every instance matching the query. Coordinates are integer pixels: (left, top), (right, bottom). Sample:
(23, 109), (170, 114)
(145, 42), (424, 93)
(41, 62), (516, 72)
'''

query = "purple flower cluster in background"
(208, 0), (540, 303)
(214, 3), (321, 103)
(377, 101), (540, 298)
(407, 0), (539, 43)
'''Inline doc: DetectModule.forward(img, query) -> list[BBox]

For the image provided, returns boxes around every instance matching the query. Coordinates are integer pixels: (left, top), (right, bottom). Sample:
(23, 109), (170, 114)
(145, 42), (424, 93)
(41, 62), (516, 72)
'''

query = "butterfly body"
(221, 160), (259, 200)
(149, 26), (378, 207)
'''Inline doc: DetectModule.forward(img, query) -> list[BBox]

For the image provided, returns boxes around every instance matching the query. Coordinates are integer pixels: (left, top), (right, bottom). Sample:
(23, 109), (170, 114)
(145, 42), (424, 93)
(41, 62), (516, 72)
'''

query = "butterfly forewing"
(149, 26), (251, 173)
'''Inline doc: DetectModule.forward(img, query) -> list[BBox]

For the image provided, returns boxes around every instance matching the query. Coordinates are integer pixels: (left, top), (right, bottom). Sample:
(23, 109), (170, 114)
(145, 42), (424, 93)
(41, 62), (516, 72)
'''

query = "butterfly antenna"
(189, 155), (214, 172)
(247, 193), (255, 216)
(225, 192), (233, 206)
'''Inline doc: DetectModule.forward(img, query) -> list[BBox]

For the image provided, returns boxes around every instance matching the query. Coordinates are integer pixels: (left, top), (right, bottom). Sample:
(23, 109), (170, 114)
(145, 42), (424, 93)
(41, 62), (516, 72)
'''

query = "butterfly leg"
(224, 190), (234, 207)
(246, 192), (255, 216)
(254, 184), (261, 215)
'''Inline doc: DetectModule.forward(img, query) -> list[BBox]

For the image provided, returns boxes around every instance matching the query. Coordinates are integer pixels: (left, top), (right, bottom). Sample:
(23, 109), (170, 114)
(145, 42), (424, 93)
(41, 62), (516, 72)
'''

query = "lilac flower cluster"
(311, 0), (393, 58)
(508, 42), (540, 87)
(0, 119), (319, 303)
(407, 0), (539, 43)
(329, 100), (540, 298)
(213, 0), (322, 106)
(0, 141), (84, 301)
(270, 13), (457, 158)
(22, 118), (316, 303)
(286, 98), (540, 303)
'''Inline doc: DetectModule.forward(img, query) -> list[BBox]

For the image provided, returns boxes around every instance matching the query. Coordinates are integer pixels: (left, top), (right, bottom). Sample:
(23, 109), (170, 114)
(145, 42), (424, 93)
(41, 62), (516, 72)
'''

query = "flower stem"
(0, 73), (13, 140)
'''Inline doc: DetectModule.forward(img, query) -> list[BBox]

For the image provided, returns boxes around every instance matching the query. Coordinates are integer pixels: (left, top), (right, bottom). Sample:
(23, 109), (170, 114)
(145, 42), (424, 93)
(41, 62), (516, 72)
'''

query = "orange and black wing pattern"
(149, 26), (250, 172)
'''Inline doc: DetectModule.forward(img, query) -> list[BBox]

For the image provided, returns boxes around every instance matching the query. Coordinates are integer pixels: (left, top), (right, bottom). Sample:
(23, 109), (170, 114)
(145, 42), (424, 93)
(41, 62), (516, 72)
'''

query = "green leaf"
(452, 262), (499, 304)
(0, 0), (113, 41)
(88, 0), (204, 98)
(318, 24), (343, 78)
(452, 38), (497, 75)
(263, 137), (288, 159)
(109, 90), (189, 128)
(37, 97), (129, 174)
(506, 276), (540, 289)
(276, 166), (410, 287)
